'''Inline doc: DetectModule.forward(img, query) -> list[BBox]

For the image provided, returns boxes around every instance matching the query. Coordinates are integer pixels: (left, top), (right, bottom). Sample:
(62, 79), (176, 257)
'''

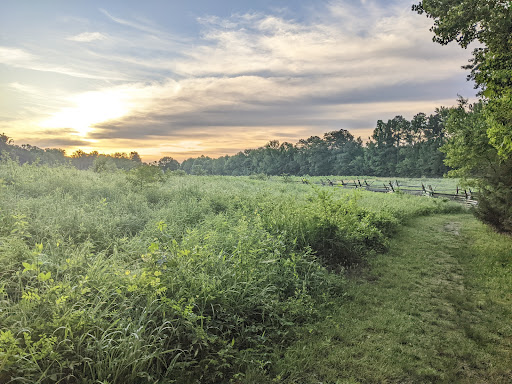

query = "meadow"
(1, 161), (510, 383)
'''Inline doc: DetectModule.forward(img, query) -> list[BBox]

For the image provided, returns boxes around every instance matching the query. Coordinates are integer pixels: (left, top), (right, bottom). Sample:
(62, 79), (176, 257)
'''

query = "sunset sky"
(1, 0), (476, 161)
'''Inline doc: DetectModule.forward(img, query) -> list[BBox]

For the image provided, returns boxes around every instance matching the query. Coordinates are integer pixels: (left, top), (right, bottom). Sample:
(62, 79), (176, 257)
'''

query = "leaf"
(38, 271), (51, 282)
(22, 262), (36, 272)
(148, 242), (159, 253)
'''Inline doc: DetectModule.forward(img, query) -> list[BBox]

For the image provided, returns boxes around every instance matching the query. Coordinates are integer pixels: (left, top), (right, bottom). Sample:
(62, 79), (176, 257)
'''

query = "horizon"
(1, 0), (477, 162)
(3, 124), (374, 163)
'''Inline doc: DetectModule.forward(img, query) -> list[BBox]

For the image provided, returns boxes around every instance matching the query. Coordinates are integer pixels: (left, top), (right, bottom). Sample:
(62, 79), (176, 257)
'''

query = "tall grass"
(0, 161), (462, 383)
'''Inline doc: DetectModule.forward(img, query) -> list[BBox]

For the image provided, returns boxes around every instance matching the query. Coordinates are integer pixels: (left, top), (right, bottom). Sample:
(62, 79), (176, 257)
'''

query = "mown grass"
(0, 161), (472, 383)
(272, 213), (512, 383)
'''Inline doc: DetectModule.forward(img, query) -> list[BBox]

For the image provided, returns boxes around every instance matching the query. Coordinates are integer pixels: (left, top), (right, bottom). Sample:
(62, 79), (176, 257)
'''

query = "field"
(0, 161), (510, 383)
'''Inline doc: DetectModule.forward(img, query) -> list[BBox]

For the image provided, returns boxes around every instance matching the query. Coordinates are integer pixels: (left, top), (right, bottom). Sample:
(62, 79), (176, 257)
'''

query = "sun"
(40, 89), (131, 136)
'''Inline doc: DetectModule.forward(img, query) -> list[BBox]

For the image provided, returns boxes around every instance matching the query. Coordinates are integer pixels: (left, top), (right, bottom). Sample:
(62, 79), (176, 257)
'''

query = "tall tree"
(414, 0), (512, 232)
(413, 0), (512, 157)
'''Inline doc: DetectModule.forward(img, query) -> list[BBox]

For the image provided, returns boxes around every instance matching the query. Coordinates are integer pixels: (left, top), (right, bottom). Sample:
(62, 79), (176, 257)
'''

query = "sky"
(0, 0), (477, 161)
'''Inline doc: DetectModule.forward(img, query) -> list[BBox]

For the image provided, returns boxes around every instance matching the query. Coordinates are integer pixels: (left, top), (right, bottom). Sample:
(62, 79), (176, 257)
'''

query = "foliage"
(92, 155), (118, 173)
(414, 0), (512, 233)
(166, 169), (187, 177)
(412, 0), (512, 157)
(158, 156), (180, 171)
(249, 173), (268, 180)
(441, 98), (512, 232)
(176, 111), (449, 177)
(127, 164), (164, 189)
(0, 162), (461, 383)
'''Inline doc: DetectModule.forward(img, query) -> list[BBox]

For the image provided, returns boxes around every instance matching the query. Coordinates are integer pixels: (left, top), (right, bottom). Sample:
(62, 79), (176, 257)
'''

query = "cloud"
(66, 32), (107, 42)
(5, 0), (477, 161)
(99, 8), (175, 38)
(30, 137), (93, 148)
(0, 46), (36, 65)
(0, 46), (125, 80)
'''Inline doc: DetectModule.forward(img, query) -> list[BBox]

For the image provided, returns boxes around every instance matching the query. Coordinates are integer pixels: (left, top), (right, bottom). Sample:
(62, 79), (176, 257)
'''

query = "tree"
(413, 0), (512, 157)
(93, 156), (118, 173)
(414, 0), (512, 232)
(129, 151), (142, 163)
(128, 164), (163, 189)
(441, 100), (512, 232)
(296, 136), (331, 175)
(324, 129), (355, 150)
(71, 150), (95, 170)
(0, 133), (13, 145)
(158, 156), (180, 171)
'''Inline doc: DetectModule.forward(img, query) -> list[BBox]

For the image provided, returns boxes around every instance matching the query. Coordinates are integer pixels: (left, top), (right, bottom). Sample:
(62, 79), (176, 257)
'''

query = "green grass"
(0, 161), (507, 383)
(272, 213), (512, 383)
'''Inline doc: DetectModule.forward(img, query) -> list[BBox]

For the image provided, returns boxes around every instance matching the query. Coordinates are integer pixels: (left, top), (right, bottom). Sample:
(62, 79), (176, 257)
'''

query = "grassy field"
(0, 161), (509, 383)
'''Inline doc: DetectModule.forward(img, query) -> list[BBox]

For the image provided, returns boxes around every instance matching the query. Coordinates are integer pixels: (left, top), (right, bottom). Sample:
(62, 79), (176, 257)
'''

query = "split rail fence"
(299, 178), (478, 207)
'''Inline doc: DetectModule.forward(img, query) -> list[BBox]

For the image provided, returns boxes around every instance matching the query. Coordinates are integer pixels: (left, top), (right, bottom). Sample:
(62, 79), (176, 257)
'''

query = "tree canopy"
(413, 0), (512, 157)
(414, 0), (512, 232)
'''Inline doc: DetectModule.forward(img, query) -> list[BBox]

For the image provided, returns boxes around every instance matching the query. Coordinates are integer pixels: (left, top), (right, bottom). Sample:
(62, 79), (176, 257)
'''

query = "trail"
(276, 213), (512, 383)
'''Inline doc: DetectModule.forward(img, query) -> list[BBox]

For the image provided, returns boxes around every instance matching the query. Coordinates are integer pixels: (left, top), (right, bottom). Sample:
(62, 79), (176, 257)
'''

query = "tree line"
(1, 109), (450, 178)
(181, 110), (448, 177)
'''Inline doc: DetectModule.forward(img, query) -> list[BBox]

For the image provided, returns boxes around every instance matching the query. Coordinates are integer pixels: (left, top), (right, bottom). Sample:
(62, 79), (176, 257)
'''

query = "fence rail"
(297, 178), (478, 206)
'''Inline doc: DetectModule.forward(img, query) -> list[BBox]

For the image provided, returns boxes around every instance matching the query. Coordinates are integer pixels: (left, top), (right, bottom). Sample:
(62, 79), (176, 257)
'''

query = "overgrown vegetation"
(0, 161), (462, 383)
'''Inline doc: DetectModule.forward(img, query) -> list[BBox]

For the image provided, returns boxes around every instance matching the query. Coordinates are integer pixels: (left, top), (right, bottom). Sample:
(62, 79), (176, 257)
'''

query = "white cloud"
(66, 32), (107, 42)
(101, 4), (469, 127)
(4, 1), (476, 159)
(0, 45), (125, 80)
(99, 8), (166, 36)
(0, 46), (36, 64)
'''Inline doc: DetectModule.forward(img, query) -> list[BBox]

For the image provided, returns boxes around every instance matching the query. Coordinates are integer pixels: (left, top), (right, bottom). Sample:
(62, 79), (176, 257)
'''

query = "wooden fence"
(299, 178), (478, 207)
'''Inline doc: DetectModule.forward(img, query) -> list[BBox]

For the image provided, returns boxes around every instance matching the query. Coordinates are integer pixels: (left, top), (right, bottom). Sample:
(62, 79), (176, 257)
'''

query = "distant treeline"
(1, 108), (449, 177)
(181, 110), (449, 177)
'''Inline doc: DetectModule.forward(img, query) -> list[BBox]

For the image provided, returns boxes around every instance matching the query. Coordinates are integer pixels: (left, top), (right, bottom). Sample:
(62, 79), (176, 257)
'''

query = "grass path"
(271, 213), (512, 383)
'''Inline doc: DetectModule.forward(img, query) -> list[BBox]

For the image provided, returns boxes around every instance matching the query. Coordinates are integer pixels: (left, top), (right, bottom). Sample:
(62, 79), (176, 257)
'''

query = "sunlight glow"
(40, 90), (131, 136)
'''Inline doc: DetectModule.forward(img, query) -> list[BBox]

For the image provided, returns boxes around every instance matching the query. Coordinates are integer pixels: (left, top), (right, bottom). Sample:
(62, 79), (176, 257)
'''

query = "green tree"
(413, 0), (512, 157)
(93, 156), (118, 173)
(128, 164), (163, 189)
(129, 151), (142, 163)
(0, 133), (13, 145)
(158, 156), (180, 171)
(71, 150), (95, 170)
(414, 0), (512, 232)
(442, 100), (512, 232)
